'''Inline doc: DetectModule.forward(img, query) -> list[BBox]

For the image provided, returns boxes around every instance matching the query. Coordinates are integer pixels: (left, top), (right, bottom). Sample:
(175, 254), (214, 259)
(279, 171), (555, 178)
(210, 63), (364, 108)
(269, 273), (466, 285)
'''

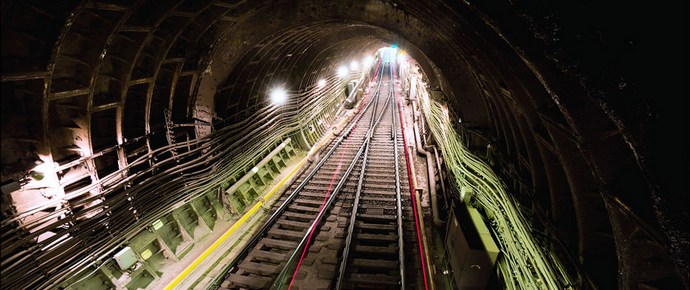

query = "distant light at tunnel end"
(317, 79), (326, 88)
(391, 44), (397, 49)
(270, 87), (287, 105)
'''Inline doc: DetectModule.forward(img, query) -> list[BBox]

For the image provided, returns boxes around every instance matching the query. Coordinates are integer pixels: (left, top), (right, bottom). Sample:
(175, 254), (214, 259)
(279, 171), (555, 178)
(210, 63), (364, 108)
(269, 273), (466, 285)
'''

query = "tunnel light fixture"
(337, 66), (349, 78)
(31, 160), (58, 176)
(317, 79), (326, 88)
(270, 87), (287, 105)
(363, 56), (374, 67)
(350, 60), (359, 70)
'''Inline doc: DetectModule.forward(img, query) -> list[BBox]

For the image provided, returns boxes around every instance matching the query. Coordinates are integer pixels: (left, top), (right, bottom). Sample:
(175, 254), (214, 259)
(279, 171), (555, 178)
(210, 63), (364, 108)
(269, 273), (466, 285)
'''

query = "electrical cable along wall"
(1, 1), (685, 289)
(0, 64), (351, 290)
(417, 88), (580, 289)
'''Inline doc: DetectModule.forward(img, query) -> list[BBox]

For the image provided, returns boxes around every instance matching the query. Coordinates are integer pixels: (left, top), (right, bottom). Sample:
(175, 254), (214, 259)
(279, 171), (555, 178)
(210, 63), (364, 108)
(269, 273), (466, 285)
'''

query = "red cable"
(371, 57), (383, 81)
(288, 58), (382, 289)
(395, 63), (430, 290)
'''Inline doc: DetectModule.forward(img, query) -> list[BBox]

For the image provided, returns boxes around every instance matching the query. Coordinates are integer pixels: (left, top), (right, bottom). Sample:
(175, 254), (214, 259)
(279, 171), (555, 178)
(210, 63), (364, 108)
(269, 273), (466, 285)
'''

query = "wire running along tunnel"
(0, 0), (687, 289)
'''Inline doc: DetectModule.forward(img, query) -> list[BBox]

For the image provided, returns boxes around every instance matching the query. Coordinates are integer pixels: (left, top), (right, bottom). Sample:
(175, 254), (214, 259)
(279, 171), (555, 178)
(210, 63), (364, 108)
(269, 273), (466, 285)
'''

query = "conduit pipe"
(400, 102), (433, 290)
(420, 108), (447, 216)
(431, 146), (447, 205)
(411, 99), (444, 227)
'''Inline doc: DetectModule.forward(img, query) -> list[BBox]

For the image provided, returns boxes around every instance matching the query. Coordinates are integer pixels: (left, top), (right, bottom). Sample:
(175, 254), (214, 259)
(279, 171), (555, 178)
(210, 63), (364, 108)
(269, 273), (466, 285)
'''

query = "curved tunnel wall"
(1, 0), (687, 289)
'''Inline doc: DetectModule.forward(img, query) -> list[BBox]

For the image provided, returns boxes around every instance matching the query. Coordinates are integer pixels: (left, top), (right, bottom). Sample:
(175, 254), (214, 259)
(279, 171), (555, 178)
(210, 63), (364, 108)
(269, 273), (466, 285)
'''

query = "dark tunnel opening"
(1, 0), (687, 289)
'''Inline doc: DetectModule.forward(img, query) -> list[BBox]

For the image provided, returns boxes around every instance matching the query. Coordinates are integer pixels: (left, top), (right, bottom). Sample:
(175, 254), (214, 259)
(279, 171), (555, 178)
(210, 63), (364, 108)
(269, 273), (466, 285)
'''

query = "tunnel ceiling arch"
(197, 19), (446, 124)
(1, 0), (687, 289)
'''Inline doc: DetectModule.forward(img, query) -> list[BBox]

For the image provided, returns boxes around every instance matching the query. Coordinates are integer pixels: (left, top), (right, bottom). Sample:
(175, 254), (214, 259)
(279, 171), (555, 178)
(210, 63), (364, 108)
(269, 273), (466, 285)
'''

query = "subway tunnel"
(1, 0), (688, 289)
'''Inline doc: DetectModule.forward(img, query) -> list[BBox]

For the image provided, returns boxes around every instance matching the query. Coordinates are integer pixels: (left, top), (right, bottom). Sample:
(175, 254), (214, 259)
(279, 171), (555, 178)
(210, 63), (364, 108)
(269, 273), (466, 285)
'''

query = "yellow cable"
(164, 158), (305, 290)
(165, 113), (352, 289)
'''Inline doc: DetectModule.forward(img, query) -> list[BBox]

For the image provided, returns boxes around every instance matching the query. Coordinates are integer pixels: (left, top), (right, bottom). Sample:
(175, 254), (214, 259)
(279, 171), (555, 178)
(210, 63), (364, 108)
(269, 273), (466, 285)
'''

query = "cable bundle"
(418, 91), (577, 289)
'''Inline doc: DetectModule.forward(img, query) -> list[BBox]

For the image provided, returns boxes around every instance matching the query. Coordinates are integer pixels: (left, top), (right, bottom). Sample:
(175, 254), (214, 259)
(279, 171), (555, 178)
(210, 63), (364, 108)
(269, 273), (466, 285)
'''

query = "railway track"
(218, 61), (422, 290)
(331, 63), (415, 290)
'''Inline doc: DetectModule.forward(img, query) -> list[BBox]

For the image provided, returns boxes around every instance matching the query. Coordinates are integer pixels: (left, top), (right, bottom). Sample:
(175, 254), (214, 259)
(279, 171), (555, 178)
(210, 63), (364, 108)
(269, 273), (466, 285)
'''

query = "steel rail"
(332, 62), (405, 289)
(393, 61), (407, 289)
(220, 76), (381, 278)
(219, 61), (385, 283)
(275, 64), (393, 290)
(333, 68), (394, 290)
